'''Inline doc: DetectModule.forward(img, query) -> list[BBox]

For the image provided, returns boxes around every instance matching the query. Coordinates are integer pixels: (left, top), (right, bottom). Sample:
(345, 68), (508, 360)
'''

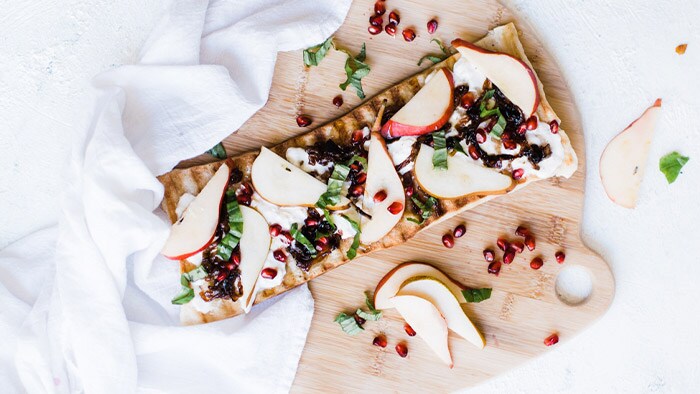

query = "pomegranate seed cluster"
(365, 2), (438, 41)
(482, 225), (567, 275)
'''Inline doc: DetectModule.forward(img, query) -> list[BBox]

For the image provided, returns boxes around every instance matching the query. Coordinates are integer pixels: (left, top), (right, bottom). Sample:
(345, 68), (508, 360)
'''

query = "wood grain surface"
(178, 0), (615, 391)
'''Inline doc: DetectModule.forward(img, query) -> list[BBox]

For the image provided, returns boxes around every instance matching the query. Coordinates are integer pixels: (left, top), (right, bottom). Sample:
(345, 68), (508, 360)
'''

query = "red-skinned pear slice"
(398, 277), (485, 349)
(381, 68), (455, 138)
(414, 144), (514, 199)
(391, 295), (453, 368)
(374, 262), (467, 309)
(600, 99), (662, 208)
(162, 163), (230, 260)
(238, 205), (272, 313)
(452, 39), (540, 116)
(360, 131), (405, 244)
(251, 147), (350, 210)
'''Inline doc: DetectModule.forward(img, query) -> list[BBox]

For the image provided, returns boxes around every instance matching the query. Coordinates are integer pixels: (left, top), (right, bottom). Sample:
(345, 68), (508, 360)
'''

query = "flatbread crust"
(158, 23), (578, 325)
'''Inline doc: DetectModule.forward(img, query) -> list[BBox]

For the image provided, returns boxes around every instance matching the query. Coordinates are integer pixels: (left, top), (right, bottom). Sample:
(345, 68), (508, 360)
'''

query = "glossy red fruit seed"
(460, 92), (475, 109)
(388, 10), (400, 24)
(374, 1), (386, 15)
(351, 129), (365, 143)
(483, 249), (495, 262)
(369, 14), (383, 26)
(405, 185), (414, 197)
(515, 225), (529, 237)
(517, 123), (527, 135)
(269, 224), (282, 237)
(550, 120), (560, 134)
(488, 261), (502, 275)
(468, 144), (480, 160)
(387, 201), (404, 215)
(385, 22), (397, 36)
(503, 250), (515, 264)
(544, 333), (559, 346)
(503, 139), (517, 150)
(530, 257), (543, 270)
(350, 184), (365, 197)
(475, 129), (487, 144)
(231, 253), (241, 266)
(427, 19), (438, 34)
(395, 342), (408, 357)
(453, 224), (466, 238)
(374, 190), (387, 203)
(236, 194), (251, 206)
(402, 28), (416, 42)
(273, 249), (286, 262)
(261, 267), (277, 280)
(442, 234), (455, 248)
(333, 95), (343, 108)
(524, 235), (536, 251)
(496, 238), (509, 252)
(526, 115), (538, 130)
(404, 323), (416, 336)
(510, 240), (524, 254)
(304, 218), (318, 227)
(225, 262), (236, 271)
(296, 115), (312, 127)
(216, 271), (228, 282)
(355, 172), (367, 185)
(281, 231), (293, 244)
(368, 24), (382, 35)
(373, 335), (387, 348)
(555, 251), (566, 264)
(512, 168), (524, 180)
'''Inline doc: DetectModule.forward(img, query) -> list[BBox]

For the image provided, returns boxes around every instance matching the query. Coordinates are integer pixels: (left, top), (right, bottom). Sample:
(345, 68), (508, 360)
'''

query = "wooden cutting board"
(181, 0), (615, 391)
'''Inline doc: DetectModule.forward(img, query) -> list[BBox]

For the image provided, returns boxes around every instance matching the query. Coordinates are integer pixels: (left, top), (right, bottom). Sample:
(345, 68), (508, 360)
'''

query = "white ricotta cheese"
(250, 192), (309, 231)
(510, 121), (565, 178)
(452, 57), (487, 94)
(286, 147), (331, 175)
(387, 136), (417, 175)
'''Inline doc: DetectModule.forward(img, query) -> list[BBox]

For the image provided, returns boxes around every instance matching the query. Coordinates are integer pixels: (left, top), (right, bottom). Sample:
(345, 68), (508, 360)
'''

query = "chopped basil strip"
(171, 287), (194, 305)
(207, 142), (227, 159)
(317, 163), (351, 208)
(432, 38), (450, 55)
(461, 288), (493, 303)
(356, 308), (382, 321)
(349, 154), (368, 169)
(417, 55), (444, 66)
(291, 223), (317, 258)
(216, 191), (244, 261)
(490, 112), (507, 139)
(365, 291), (380, 313)
(408, 196), (437, 224)
(303, 36), (334, 67)
(334, 312), (364, 335)
(322, 208), (335, 226)
(339, 43), (370, 99)
(416, 39), (451, 66)
(659, 151), (689, 184)
(341, 214), (361, 260)
(172, 265), (208, 305)
(481, 89), (495, 102)
(432, 131), (448, 170)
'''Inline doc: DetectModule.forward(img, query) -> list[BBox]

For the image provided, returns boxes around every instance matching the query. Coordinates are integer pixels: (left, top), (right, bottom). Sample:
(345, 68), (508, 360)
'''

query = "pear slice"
(391, 295), (453, 368)
(238, 206), (272, 313)
(374, 262), (466, 309)
(398, 277), (485, 349)
(251, 147), (349, 210)
(414, 144), (514, 199)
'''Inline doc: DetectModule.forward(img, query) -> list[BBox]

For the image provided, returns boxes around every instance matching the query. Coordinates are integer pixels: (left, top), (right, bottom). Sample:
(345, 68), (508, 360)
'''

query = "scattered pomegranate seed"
(305, 218), (318, 227)
(368, 25), (382, 35)
(676, 43), (688, 55)
(427, 19), (438, 34)
(373, 190), (387, 203)
(385, 22), (397, 36)
(355, 172), (367, 184)
(496, 238), (509, 252)
(544, 333), (559, 346)
(555, 251), (566, 264)
(236, 194), (251, 206)
(332, 95), (343, 108)
(483, 249), (495, 262)
(524, 235), (536, 251)
(225, 262), (236, 271)
(369, 15), (383, 26)
(261, 267), (277, 279)
(442, 234), (455, 248)
(395, 342), (408, 357)
(517, 123), (527, 135)
(468, 144), (480, 160)
(315, 237), (329, 252)
(402, 28), (416, 42)
(515, 225), (529, 237)
(405, 185), (414, 197)
(453, 224), (466, 238)
(273, 249), (286, 262)
(388, 10), (400, 24)
(374, 1), (386, 15)
(269, 224), (282, 237)
(512, 168), (524, 180)
(351, 129), (365, 143)
(488, 261), (502, 275)
(387, 201), (403, 215)
(296, 115), (312, 127)
(550, 119), (559, 134)
(510, 240), (524, 253)
(350, 184), (365, 197)
(373, 335), (387, 348)
(460, 92), (475, 109)
(475, 129), (487, 144)
(231, 253), (241, 265)
(280, 231), (293, 244)
(503, 250), (515, 264)
(404, 323), (416, 336)
(216, 271), (228, 282)
(503, 139), (517, 150)
(526, 115), (538, 130)
(530, 257), (543, 270)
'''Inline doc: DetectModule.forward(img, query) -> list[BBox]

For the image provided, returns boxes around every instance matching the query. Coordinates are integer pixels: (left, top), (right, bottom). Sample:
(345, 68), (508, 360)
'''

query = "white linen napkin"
(0, 0), (351, 392)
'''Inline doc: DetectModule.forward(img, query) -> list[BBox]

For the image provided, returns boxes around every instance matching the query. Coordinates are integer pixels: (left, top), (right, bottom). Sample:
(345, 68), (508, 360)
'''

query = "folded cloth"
(0, 0), (351, 392)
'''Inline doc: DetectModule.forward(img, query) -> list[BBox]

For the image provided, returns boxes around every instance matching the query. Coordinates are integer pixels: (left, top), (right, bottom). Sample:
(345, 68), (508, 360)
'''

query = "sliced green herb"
(291, 223), (317, 258)
(171, 265), (208, 305)
(416, 39), (451, 66)
(339, 43), (371, 99)
(417, 55), (445, 66)
(171, 287), (194, 305)
(322, 208), (335, 226)
(349, 154), (368, 169)
(334, 312), (364, 335)
(303, 36), (334, 67)
(461, 288), (492, 303)
(659, 151), (689, 184)
(341, 214), (361, 260)
(317, 163), (351, 208)
(365, 291), (379, 313)
(407, 196), (437, 225)
(207, 142), (227, 159)
(432, 130), (448, 170)
(216, 191), (243, 261)
(356, 308), (382, 321)
(490, 112), (507, 139)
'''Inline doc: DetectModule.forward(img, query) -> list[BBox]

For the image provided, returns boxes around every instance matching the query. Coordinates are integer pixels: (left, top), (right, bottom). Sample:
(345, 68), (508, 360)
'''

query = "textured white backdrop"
(1, 0), (699, 392)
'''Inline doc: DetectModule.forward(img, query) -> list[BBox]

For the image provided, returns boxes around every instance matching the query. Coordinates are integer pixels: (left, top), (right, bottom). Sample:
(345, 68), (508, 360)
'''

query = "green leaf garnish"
(659, 151), (689, 184)
(171, 265), (208, 305)
(356, 308), (382, 321)
(339, 43), (371, 99)
(317, 163), (351, 209)
(407, 196), (437, 225)
(303, 36), (334, 67)
(216, 191), (244, 261)
(341, 214), (361, 260)
(171, 287), (194, 305)
(461, 288), (492, 303)
(365, 291), (379, 313)
(432, 131), (448, 170)
(291, 223), (317, 258)
(417, 55), (445, 66)
(490, 112), (507, 139)
(416, 39), (451, 66)
(334, 312), (364, 335)
(207, 142), (227, 159)
(349, 154), (368, 169)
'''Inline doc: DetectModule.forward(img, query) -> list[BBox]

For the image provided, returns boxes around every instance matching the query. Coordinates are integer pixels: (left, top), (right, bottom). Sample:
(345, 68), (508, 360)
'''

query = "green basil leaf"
(431, 38), (450, 55)
(406, 217), (423, 224)
(490, 112), (507, 139)
(317, 163), (351, 208)
(341, 214), (361, 260)
(365, 291), (379, 313)
(408, 196), (437, 225)
(173, 265), (209, 305)
(334, 312), (364, 335)
(184, 265), (208, 283)
(356, 308), (382, 321)
(216, 191), (243, 261)
(303, 36), (334, 67)
(348, 154), (368, 169)
(417, 55), (445, 66)
(171, 286), (195, 305)
(291, 223), (317, 258)
(207, 142), (227, 159)
(461, 288), (493, 303)
(432, 131), (448, 170)
(339, 43), (370, 99)
(416, 39), (451, 67)
(659, 151), (689, 184)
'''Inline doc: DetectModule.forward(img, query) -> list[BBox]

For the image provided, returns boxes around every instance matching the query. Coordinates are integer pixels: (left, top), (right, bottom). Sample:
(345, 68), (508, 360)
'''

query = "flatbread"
(158, 23), (578, 325)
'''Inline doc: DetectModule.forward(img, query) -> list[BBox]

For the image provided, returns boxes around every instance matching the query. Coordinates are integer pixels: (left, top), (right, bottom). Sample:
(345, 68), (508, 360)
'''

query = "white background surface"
(1, 0), (699, 392)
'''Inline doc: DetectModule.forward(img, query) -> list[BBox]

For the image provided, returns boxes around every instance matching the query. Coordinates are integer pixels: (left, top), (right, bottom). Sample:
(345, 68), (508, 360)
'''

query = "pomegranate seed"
(373, 190), (387, 203)
(332, 95), (343, 108)
(351, 129), (365, 143)
(404, 323), (416, 336)
(460, 92), (475, 109)
(526, 115), (538, 130)
(517, 123), (527, 135)
(510, 240), (524, 253)
(530, 257), (543, 270)
(488, 261), (502, 276)
(216, 271), (228, 282)
(388, 10), (400, 24)
(512, 168), (524, 180)
(269, 224), (282, 237)
(315, 236), (328, 251)
(373, 335), (387, 348)
(304, 218), (318, 227)
(355, 172), (367, 184)
(468, 144), (480, 160)
(501, 132), (511, 142)
(296, 115), (312, 127)
(385, 22), (397, 36)
(231, 253), (241, 266)
(476, 129), (487, 144)
(555, 251), (566, 264)
(369, 14), (383, 26)
(402, 28), (416, 42)
(550, 120), (559, 134)
(395, 342), (408, 358)
(515, 225), (529, 237)
(368, 25), (382, 35)
(503, 139), (517, 150)
(273, 249), (286, 262)
(261, 267), (277, 280)
(453, 224), (466, 238)
(280, 231), (293, 245)
(427, 19), (438, 34)
(544, 333), (559, 346)
(349, 163), (360, 171)
(524, 235), (536, 251)
(225, 262), (236, 271)
(442, 234), (455, 248)
(405, 185), (414, 197)
(483, 249), (495, 262)
(503, 250), (515, 264)
(387, 201), (403, 215)
(374, 1), (386, 15)
(236, 194), (251, 206)
(354, 314), (366, 326)
(350, 184), (364, 197)
(496, 238), (509, 252)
